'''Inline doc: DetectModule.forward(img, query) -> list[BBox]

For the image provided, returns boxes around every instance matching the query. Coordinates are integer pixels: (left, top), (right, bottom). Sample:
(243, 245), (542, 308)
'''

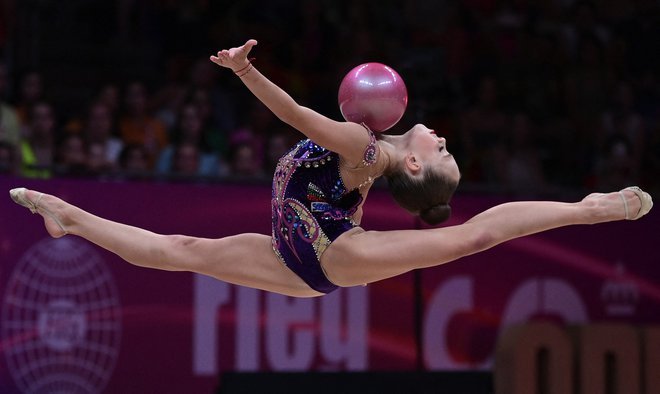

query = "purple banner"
(1, 176), (658, 393)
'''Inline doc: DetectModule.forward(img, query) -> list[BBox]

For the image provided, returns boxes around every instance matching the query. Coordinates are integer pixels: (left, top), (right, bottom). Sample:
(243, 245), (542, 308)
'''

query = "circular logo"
(2, 237), (122, 394)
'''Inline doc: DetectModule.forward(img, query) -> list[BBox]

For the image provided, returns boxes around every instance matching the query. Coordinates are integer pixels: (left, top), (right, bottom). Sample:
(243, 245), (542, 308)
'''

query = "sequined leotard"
(271, 126), (377, 293)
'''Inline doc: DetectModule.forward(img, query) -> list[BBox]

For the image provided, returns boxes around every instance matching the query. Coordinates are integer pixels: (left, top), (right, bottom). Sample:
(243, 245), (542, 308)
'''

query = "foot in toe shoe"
(620, 186), (653, 220)
(9, 187), (68, 235)
(10, 187), (40, 213)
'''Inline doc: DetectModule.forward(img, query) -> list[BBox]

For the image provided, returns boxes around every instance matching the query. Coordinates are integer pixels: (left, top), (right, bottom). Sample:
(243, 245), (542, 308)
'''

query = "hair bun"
(420, 203), (451, 225)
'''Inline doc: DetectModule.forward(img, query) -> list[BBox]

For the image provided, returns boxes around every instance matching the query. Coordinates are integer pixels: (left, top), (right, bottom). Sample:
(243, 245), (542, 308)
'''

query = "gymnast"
(9, 39), (653, 298)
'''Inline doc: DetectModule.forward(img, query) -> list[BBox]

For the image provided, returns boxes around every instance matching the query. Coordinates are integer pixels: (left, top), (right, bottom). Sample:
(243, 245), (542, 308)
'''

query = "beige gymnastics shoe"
(9, 187), (68, 235)
(620, 186), (653, 220)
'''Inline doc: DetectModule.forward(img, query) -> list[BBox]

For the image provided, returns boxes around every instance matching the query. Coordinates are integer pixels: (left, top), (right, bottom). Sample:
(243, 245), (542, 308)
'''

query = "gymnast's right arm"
(210, 39), (371, 166)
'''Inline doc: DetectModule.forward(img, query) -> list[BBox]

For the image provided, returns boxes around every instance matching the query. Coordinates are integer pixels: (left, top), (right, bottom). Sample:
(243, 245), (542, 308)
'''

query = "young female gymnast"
(9, 39), (653, 298)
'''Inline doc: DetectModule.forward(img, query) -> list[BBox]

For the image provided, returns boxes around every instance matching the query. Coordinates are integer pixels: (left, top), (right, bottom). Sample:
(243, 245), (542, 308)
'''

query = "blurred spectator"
(119, 144), (150, 179)
(83, 102), (123, 173)
(229, 142), (264, 178)
(20, 102), (56, 178)
(14, 70), (44, 126)
(264, 129), (295, 175)
(186, 87), (229, 160)
(600, 81), (645, 170)
(0, 140), (16, 174)
(229, 101), (276, 173)
(97, 83), (121, 117)
(156, 102), (220, 177)
(87, 143), (113, 176)
(502, 113), (547, 195)
(152, 57), (189, 132)
(172, 143), (200, 177)
(119, 81), (168, 169)
(55, 134), (88, 176)
(64, 84), (122, 136)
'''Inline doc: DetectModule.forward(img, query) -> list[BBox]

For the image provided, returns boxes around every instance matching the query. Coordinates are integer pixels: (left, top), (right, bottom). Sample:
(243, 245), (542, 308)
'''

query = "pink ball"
(338, 62), (408, 132)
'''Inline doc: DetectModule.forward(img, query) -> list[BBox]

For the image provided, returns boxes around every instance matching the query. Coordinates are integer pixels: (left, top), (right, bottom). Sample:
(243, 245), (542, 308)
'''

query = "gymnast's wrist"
(233, 58), (256, 77)
(232, 61), (250, 73)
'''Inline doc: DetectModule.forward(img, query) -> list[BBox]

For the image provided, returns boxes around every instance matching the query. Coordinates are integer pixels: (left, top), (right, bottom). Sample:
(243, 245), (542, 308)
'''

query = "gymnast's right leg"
(9, 188), (322, 297)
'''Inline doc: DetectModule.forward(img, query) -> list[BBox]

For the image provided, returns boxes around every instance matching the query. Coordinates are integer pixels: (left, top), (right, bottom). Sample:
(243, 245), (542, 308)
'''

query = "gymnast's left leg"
(9, 188), (322, 297)
(321, 188), (652, 287)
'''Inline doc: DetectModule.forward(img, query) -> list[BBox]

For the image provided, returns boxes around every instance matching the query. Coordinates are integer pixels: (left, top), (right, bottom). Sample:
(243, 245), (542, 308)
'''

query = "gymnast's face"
(406, 124), (461, 183)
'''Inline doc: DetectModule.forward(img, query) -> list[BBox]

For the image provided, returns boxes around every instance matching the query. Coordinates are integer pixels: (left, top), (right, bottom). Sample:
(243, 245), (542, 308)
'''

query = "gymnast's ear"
(404, 152), (422, 175)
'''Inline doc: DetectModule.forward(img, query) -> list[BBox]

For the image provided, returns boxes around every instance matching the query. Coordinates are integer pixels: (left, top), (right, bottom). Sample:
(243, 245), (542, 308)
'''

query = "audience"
(0, 1), (657, 197)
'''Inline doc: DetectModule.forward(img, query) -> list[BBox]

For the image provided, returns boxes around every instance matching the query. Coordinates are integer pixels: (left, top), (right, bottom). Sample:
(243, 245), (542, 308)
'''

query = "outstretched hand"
(210, 39), (257, 72)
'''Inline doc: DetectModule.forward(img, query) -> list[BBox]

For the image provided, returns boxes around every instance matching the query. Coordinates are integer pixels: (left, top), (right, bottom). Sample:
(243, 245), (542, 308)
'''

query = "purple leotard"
(271, 126), (377, 293)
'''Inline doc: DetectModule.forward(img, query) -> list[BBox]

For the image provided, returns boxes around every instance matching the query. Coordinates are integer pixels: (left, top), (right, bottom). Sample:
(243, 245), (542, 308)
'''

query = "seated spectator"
(229, 142), (265, 179)
(97, 83), (121, 115)
(152, 57), (189, 132)
(20, 101), (57, 178)
(264, 129), (295, 174)
(119, 144), (150, 179)
(600, 81), (645, 170)
(119, 81), (168, 169)
(156, 103), (219, 177)
(503, 113), (548, 195)
(87, 142), (115, 176)
(187, 87), (230, 159)
(172, 143), (200, 177)
(83, 102), (123, 172)
(55, 134), (88, 176)
(64, 83), (121, 136)
(228, 102), (275, 173)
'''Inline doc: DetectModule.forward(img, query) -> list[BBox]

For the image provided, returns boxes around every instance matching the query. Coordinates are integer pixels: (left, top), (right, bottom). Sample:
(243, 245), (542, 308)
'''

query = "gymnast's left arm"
(210, 39), (372, 165)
